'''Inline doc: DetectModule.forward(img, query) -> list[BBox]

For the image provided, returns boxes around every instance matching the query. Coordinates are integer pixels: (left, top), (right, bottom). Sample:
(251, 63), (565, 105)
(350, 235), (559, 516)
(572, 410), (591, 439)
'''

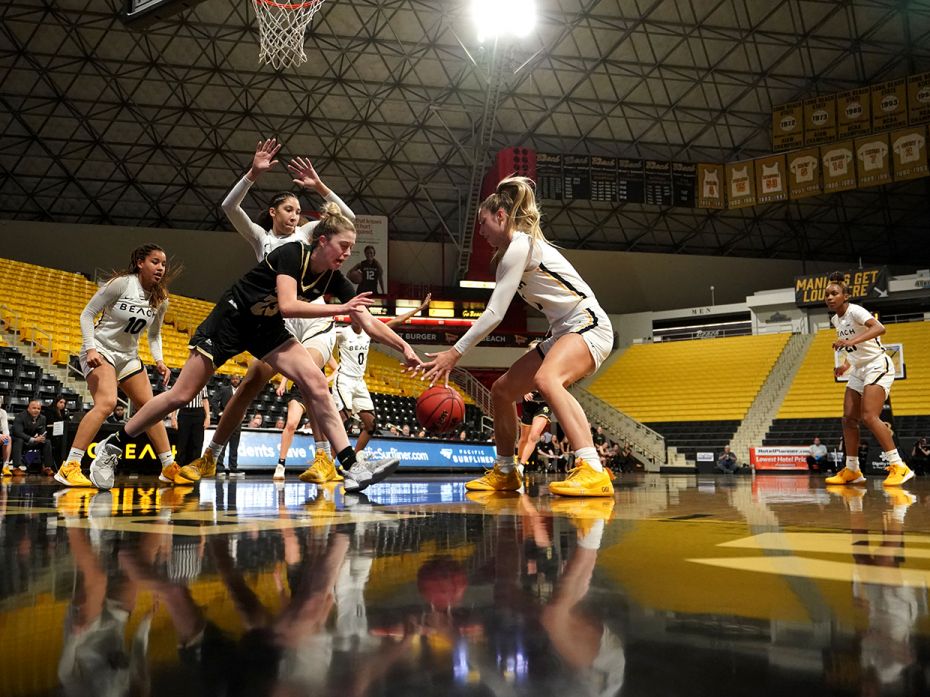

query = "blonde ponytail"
(313, 201), (355, 242)
(479, 175), (546, 268)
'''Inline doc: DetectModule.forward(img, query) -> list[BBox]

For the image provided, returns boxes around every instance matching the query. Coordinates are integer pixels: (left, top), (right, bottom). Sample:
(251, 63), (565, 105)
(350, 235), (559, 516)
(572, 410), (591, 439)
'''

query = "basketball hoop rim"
(255, 0), (323, 10)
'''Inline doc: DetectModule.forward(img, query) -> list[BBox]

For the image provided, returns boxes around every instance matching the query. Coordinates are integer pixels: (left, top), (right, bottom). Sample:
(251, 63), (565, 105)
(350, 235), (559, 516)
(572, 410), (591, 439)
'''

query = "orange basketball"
(416, 385), (465, 433)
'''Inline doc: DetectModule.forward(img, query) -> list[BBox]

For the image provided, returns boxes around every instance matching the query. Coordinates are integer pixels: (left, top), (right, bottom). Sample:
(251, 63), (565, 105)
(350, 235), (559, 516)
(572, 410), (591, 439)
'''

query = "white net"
(252, 0), (326, 70)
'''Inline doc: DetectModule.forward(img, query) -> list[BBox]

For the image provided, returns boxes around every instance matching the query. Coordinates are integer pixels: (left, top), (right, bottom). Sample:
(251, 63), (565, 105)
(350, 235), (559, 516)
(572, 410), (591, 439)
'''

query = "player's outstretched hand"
(417, 347), (462, 386)
(250, 138), (282, 178)
(287, 157), (323, 192)
(341, 292), (374, 314)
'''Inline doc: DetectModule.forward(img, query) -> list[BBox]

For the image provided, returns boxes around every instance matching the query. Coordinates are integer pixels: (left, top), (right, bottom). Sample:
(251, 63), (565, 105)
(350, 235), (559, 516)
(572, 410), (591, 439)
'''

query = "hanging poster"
(803, 95), (837, 146)
(772, 101), (804, 150)
(837, 87), (871, 138)
(726, 160), (756, 208)
(589, 156), (617, 202)
(671, 162), (697, 208)
(891, 126), (928, 181)
(754, 154), (787, 204)
(617, 158), (645, 204)
(821, 141), (856, 192)
(854, 133), (891, 188)
(871, 78), (908, 131)
(787, 147), (821, 199)
(907, 72), (930, 125)
(644, 160), (673, 206)
(696, 164), (724, 208)
(562, 154), (591, 200)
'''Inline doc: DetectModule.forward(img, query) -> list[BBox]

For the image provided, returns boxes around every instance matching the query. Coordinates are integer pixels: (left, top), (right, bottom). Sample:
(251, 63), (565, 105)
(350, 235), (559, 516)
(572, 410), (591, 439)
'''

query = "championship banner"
(871, 78), (908, 131)
(346, 214), (389, 294)
(908, 72), (930, 125)
(821, 141), (855, 193)
(787, 147), (821, 199)
(772, 101), (804, 151)
(794, 266), (889, 307)
(754, 154), (787, 204)
(837, 87), (871, 138)
(696, 163), (724, 208)
(855, 133), (891, 188)
(750, 446), (809, 472)
(803, 95), (837, 146)
(725, 160), (755, 208)
(891, 126), (928, 181)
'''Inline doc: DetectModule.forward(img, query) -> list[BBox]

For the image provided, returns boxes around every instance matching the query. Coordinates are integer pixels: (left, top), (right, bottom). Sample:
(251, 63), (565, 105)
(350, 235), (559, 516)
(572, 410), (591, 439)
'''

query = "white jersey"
(221, 175), (355, 262)
(335, 326), (371, 379)
(455, 232), (604, 355)
(80, 275), (166, 362)
(287, 299), (334, 344)
(831, 302), (886, 368)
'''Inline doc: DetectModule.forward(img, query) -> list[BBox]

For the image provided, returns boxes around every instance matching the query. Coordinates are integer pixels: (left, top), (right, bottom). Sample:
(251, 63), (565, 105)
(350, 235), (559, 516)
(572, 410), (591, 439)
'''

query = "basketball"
(347, 268), (363, 284)
(416, 385), (465, 433)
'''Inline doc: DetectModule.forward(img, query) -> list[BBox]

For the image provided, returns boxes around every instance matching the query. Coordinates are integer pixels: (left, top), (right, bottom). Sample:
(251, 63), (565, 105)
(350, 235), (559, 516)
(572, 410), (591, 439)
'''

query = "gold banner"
(836, 87), (871, 138)
(821, 141), (856, 193)
(787, 148), (821, 199)
(891, 126), (928, 181)
(772, 102), (804, 151)
(696, 163), (724, 209)
(726, 160), (756, 208)
(871, 78), (908, 131)
(754, 154), (787, 204)
(803, 95), (837, 146)
(854, 133), (891, 188)
(907, 72), (930, 125)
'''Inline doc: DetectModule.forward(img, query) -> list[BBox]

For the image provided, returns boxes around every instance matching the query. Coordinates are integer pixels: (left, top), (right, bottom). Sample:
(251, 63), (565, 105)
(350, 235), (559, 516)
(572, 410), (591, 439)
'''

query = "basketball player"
(419, 177), (614, 497)
(347, 245), (385, 294)
(88, 211), (423, 494)
(517, 390), (552, 469)
(824, 272), (914, 487)
(55, 244), (177, 488)
(329, 294), (431, 464)
(188, 140), (356, 483)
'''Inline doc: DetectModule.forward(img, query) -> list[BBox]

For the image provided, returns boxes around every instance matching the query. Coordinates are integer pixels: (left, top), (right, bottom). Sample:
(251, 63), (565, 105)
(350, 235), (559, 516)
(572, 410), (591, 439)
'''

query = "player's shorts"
(332, 374), (374, 415)
(846, 353), (895, 397)
(80, 346), (144, 381)
(300, 328), (336, 365)
(536, 304), (613, 373)
(189, 292), (294, 369)
(521, 399), (551, 426)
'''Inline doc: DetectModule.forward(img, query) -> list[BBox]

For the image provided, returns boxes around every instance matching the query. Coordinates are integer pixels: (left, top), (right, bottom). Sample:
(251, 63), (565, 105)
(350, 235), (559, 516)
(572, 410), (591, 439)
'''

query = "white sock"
(577, 519), (605, 549)
(495, 455), (514, 473)
(883, 449), (903, 465)
(67, 447), (85, 464)
(891, 505), (908, 523)
(575, 447), (603, 471)
(158, 451), (174, 469)
(846, 456), (860, 472)
(847, 497), (863, 514)
(207, 441), (224, 458)
(318, 441), (331, 456)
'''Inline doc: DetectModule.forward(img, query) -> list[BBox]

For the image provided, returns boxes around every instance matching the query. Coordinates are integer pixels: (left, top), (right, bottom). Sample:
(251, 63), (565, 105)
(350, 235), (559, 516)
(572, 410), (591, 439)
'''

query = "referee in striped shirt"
(175, 386), (210, 467)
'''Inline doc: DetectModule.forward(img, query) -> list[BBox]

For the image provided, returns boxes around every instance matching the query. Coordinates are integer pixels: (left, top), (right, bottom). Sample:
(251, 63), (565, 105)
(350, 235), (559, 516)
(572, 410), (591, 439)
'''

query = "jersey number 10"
(124, 318), (147, 335)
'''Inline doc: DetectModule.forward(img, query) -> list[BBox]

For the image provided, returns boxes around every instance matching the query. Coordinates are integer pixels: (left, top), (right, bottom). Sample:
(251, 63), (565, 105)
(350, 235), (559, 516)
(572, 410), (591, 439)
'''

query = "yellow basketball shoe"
(825, 467), (866, 485)
(882, 462), (915, 487)
(299, 450), (343, 484)
(53, 461), (92, 487)
(158, 462), (182, 485)
(465, 464), (522, 492)
(175, 459), (206, 485)
(548, 459), (614, 497)
(1, 464), (12, 477)
(549, 497), (615, 536)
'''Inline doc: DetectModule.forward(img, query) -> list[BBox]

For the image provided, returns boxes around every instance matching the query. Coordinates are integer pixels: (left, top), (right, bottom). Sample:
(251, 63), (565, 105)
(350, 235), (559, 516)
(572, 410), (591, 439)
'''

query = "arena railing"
(570, 386), (667, 468)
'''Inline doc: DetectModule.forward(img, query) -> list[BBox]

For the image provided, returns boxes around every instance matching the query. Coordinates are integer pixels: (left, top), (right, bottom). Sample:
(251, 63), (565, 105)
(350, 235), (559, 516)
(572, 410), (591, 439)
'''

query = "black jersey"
(356, 259), (382, 294)
(231, 241), (356, 317)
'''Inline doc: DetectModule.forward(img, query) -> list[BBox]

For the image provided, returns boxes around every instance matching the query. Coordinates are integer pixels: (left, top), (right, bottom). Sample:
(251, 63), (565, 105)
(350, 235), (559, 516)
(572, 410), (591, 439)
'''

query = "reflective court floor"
(2, 473), (930, 696)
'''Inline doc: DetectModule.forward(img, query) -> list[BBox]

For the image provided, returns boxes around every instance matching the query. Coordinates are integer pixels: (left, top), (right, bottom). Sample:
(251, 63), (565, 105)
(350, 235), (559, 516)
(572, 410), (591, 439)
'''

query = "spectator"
(175, 387), (210, 467)
(212, 375), (243, 476)
(248, 414), (263, 428)
(273, 417), (286, 430)
(43, 394), (71, 466)
(534, 435), (558, 472)
(105, 404), (126, 425)
(559, 434), (574, 472)
(10, 399), (55, 476)
(911, 437), (930, 476)
(388, 424), (399, 436)
(416, 428), (427, 439)
(0, 401), (11, 470)
(807, 437), (829, 472)
(400, 423), (411, 438)
(619, 441), (638, 473)
(458, 429), (468, 441)
(592, 425), (607, 447)
(716, 445), (739, 474)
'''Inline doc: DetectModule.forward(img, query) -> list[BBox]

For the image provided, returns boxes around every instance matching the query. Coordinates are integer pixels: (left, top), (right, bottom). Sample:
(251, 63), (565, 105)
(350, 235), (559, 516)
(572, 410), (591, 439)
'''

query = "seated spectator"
(806, 437), (829, 472)
(458, 429), (468, 441)
(400, 423), (412, 438)
(248, 414), (263, 428)
(10, 399), (55, 476)
(416, 428), (428, 439)
(534, 435), (558, 472)
(559, 434), (574, 473)
(105, 404), (126, 425)
(43, 394), (72, 466)
(912, 437), (930, 476)
(592, 425), (607, 448)
(273, 416), (286, 430)
(0, 402), (11, 469)
(716, 445), (739, 474)
(387, 424), (399, 436)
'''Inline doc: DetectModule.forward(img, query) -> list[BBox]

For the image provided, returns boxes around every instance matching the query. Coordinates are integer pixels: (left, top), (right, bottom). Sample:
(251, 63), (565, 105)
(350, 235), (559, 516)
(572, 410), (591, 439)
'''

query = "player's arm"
(386, 293), (431, 328)
(326, 356), (339, 383)
(276, 276), (372, 319)
(148, 299), (171, 387)
(287, 157), (356, 221)
(222, 138), (282, 259)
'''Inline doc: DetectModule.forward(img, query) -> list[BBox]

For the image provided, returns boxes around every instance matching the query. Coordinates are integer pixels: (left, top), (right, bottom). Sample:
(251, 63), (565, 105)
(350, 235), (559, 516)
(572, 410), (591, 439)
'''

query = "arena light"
(471, 0), (536, 43)
(459, 279), (496, 289)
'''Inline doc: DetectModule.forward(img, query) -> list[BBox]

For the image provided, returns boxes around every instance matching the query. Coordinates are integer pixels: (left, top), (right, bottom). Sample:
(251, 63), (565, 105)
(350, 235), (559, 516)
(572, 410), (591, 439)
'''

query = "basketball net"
(252, 0), (326, 70)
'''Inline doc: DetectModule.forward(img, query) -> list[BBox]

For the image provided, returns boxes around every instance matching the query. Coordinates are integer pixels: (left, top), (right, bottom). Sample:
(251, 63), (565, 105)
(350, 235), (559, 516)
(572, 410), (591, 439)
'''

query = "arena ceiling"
(1, 0), (929, 273)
